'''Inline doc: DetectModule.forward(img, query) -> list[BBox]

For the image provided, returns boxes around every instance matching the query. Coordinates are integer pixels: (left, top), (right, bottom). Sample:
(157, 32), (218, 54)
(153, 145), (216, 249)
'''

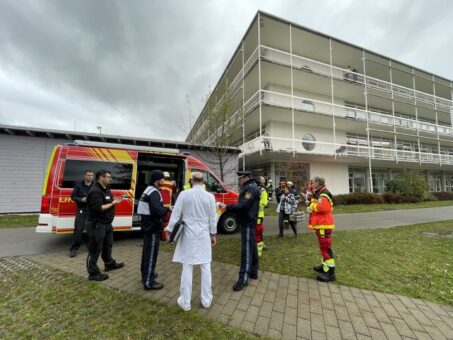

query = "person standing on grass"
(166, 172), (217, 311)
(277, 185), (298, 238)
(69, 170), (93, 258)
(256, 176), (269, 257)
(85, 170), (124, 281)
(307, 176), (336, 282)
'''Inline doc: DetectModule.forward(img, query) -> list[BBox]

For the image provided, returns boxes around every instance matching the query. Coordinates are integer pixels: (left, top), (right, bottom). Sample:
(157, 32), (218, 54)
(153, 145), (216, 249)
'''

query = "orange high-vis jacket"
(160, 180), (175, 207)
(308, 187), (335, 230)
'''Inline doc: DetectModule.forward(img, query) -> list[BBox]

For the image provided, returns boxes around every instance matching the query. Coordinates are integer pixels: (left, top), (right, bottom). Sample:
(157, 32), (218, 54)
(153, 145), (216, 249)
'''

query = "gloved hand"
(306, 206), (312, 214)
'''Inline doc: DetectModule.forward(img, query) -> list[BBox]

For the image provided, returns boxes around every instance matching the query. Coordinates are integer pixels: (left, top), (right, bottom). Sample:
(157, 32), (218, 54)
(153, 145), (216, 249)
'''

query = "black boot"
(313, 264), (324, 273)
(277, 227), (283, 238)
(317, 267), (336, 282)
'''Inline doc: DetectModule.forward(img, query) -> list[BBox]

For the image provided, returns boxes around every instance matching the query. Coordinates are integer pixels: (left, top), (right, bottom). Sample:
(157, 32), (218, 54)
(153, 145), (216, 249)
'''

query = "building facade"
(187, 11), (453, 194)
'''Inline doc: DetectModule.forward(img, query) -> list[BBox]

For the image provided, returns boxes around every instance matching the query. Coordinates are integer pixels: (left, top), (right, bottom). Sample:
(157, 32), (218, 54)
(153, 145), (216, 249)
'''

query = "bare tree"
(189, 86), (242, 182)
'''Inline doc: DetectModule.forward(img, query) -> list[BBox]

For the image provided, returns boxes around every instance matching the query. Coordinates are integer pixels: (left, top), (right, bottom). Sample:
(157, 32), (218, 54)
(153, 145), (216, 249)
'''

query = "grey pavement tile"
(284, 307), (298, 326)
(336, 304), (352, 322)
(244, 305), (260, 324)
(325, 325), (342, 340)
(228, 309), (246, 328)
(254, 316), (270, 337)
(259, 300), (274, 318)
(237, 295), (252, 311)
(331, 292), (346, 306)
(368, 327), (387, 340)
(412, 330), (432, 340)
(408, 308), (435, 327)
(320, 294), (335, 311)
(273, 297), (286, 313)
(269, 311), (284, 332)
(297, 317), (312, 339)
(350, 315), (371, 336)
(338, 320), (358, 340)
(267, 328), (282, 338)
(240, 320), (255, 333)
(323, 308), (339, 327)
(222, 299), (239, 317)
(432, 319), (453, 339)
(422, 325), (448, 340)
(282, 323), (297, 339)
(381, 302), (402, 319)
(286, 293), (298, 309)
(250, 292), (265, 307)
(311, 330), (327, 339)
(379, 322), (402, 340)
(398, 312), (427, 333)
(309, 298), (323, 315)
(298, 303), (311, 321)
(389, 317), (415, 338)
(361, 311), (381, 329)
(371, 306), (392, 324)
(310, 313), (326, 334)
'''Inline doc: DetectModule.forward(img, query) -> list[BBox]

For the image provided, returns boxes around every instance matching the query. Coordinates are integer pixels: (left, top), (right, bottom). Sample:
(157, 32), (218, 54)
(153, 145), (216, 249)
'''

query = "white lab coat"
(167, 184), (217, 265)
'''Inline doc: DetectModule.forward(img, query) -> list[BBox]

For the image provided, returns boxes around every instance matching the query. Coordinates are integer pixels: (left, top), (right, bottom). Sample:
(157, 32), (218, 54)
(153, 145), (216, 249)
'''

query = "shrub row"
(332, 192), (441, 205)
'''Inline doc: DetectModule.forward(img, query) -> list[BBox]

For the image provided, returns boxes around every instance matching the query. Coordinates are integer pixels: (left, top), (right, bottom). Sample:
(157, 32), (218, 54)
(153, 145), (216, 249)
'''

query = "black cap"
(151, 170), (165, 183)
(237, 170), (251, 177)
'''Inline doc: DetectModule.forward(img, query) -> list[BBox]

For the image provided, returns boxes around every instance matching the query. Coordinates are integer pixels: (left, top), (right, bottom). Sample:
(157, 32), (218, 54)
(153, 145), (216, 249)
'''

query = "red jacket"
(308, 187), (335, 230)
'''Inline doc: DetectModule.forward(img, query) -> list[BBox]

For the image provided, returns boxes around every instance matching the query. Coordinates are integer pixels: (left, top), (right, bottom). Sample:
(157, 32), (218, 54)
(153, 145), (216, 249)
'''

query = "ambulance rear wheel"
(219, 212), (239, 234)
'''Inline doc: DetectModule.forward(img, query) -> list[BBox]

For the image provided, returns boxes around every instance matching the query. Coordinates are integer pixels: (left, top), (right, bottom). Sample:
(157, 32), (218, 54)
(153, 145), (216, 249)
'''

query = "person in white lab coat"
(166, 172), (217, 311)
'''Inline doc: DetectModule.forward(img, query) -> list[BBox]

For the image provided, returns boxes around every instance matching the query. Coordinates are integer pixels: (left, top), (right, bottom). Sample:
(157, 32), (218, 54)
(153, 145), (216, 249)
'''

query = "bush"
(333, 192), (384, 205)
(431, 192), (453, 201)
(382, 192), (403, 204)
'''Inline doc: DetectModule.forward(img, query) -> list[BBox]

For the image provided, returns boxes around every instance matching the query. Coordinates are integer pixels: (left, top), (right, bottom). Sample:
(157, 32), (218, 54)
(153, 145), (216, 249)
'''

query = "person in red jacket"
(159, 171), (176, 241)
(307, 177), (336, 282)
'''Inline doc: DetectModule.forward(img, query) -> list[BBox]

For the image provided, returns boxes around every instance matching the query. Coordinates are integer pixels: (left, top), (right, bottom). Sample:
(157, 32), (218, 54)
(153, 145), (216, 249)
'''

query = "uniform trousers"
(141, 231), (160, 288)
(178, 262), (212, 310)
(86, 222), (114, 276)
(70, 209), (86, 251)
(239, 223), (259, 283)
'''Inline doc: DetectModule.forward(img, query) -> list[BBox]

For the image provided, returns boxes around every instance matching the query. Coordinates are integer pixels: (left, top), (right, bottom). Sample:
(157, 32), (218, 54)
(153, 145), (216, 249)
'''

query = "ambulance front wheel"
(219, 212), (239, 234)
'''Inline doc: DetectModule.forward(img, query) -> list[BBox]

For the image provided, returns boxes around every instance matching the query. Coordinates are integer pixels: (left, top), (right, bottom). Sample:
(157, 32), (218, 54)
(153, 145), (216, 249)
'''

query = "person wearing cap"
(137, 170), (171, 290)
(220, 170), (260, 291)
(160, 171), (176, 241)
(166, 172), (217, 311)
(307, 176), (336, 282)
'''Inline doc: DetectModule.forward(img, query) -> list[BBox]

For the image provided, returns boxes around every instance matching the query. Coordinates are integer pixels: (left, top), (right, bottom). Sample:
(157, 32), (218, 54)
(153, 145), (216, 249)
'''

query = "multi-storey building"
(187, 11), (453, 194)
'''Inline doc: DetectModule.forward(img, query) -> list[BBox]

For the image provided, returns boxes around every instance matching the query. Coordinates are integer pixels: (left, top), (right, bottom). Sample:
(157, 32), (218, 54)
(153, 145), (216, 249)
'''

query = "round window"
(302, 133), (316, 151)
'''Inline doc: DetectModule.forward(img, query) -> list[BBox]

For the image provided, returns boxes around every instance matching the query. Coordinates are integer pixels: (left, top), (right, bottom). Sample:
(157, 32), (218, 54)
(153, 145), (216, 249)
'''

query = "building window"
(349, 168), (367, 193)
(302, 133), (316, 151)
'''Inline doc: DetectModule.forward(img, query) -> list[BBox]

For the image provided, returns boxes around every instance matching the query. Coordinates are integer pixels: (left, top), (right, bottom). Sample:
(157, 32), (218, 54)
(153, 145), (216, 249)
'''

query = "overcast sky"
(0, 0), (452, 141)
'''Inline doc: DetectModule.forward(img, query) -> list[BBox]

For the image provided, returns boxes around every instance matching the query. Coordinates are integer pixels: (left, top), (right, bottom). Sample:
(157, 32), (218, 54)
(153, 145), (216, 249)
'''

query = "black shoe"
(233, 281), (248, 291)
(317, 268), (336, 282)
(250, 273), (258, 280)
(88, 273), (109, 281)
(144, 281), (164, 290)
(313, 264), (324, 273)
(69, 249), (77, 258)
(105, 262), (124, 272)
(154, 272), (158, 279)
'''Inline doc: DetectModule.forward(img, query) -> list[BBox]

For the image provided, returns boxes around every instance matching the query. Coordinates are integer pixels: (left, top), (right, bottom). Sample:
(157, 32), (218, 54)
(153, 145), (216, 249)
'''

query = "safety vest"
(308, 187), (335, 230)
(183, 183), (206, 191)
(160, 180), (175, 207)
(258, 186), (268, 219)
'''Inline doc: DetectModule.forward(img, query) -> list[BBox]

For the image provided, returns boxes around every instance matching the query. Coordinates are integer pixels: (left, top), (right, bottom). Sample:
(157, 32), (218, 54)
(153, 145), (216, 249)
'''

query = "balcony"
(237, 45), (452, 109)
(243, 89), (453, 137)
(239, 135), (453, 166)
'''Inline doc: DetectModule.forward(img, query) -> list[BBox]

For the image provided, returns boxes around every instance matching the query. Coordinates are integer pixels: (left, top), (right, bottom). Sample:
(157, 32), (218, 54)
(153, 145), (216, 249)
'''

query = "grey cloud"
(0, 0), (451, 141)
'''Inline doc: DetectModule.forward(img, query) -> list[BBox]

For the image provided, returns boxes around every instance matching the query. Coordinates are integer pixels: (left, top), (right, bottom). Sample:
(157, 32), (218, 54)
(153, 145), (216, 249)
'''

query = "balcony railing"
(243, 89), (453, 137)
(237, 44), (452, 109)
(239, 136), (453, 165)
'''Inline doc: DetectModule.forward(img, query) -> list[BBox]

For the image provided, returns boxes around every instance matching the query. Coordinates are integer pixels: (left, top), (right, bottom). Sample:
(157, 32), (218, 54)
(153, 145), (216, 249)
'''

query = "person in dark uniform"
(69, 170), (93, 257)
(85, 169), (124, 281)
(221, 170), (260, 291)
(137, 170), (170, 290)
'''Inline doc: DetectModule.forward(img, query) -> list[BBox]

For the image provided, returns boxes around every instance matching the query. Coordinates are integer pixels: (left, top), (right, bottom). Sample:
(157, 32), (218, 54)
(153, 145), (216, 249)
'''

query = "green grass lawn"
(211, 221), (453, 305)
(0, 266), (259, 339)
(264, 200), (453, 216)
(0, 214), (38, 228)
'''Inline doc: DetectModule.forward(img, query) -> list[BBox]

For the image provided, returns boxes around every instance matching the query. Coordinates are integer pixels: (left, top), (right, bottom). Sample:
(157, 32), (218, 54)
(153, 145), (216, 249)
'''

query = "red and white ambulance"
(36, 140), (240, 234)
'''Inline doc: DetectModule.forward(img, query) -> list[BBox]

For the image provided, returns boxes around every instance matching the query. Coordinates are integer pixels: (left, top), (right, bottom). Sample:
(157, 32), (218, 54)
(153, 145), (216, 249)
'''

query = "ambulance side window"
(62, 160), (133, 189)
(194, 169), (226, 193)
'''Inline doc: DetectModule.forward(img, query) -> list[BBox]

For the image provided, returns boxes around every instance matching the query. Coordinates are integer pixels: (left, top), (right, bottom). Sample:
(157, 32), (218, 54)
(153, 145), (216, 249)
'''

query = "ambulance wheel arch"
(218, 212), (239, 234)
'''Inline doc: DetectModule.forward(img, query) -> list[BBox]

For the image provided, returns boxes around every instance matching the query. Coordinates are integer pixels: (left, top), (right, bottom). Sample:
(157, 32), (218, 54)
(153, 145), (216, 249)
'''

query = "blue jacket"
(227, 179), (260, 227)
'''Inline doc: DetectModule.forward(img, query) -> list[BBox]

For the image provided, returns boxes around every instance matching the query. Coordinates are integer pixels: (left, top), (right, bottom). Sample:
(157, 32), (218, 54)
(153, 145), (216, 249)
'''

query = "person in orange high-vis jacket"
(308, 177), (336, 282)
(160, 172), (176, 241)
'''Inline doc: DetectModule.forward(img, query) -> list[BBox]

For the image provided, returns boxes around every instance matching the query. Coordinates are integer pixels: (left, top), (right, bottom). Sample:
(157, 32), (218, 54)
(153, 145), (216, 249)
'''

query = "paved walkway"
(29, 244), (453, 339)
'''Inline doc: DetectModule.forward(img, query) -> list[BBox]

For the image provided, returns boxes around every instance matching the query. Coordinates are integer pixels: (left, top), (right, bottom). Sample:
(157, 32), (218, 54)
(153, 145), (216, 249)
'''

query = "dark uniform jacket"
(137, 185), (169, 233)
(86, 182), (115, 224)
(71, 181), (92, 211)
(227, 179), (260, 227)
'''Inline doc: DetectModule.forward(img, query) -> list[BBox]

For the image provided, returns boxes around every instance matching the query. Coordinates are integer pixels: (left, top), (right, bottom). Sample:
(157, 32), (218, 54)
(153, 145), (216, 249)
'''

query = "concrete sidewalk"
(262, 205), (453, 237)
(30, 244), (453, 339)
